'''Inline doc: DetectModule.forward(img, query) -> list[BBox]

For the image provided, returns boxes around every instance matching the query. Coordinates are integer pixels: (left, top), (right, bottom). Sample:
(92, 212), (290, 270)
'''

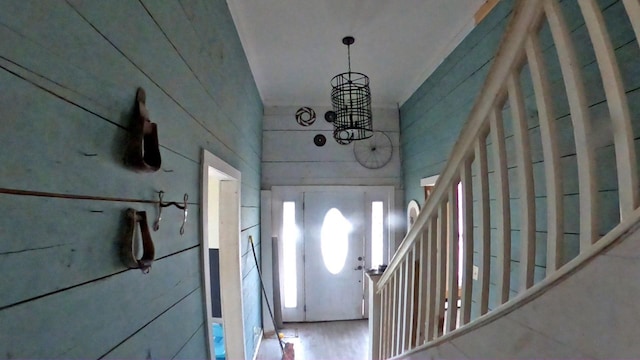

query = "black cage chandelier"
(325, 36), (373, 145)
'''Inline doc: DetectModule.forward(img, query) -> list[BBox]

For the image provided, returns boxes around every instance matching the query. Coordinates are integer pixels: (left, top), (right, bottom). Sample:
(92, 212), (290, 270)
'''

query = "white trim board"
(201, 149), (245, 360)
(420, 175), (440, 187)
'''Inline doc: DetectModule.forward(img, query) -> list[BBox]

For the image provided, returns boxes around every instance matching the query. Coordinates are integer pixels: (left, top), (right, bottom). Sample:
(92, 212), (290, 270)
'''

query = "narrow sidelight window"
(371, 201), (384, 268)
(283, 201), (297, 308)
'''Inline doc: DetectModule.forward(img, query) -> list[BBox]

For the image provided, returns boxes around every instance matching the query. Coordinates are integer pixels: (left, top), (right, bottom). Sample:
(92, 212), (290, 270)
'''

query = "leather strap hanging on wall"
(122, 209), (156, 273)
(125, 87), (161, 172)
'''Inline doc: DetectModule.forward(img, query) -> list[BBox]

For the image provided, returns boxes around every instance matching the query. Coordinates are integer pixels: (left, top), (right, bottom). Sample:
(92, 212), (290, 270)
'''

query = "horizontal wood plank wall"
(261, 106), (403, 246)
(400, 0), (639, 321)
(0, 0), (263, 358)
(400, 0), (517, 205)
(262, 106), (401, 187)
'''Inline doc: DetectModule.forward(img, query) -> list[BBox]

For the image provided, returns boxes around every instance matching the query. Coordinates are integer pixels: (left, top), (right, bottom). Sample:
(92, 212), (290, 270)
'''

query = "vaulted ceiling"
(227, 0), (487, 108)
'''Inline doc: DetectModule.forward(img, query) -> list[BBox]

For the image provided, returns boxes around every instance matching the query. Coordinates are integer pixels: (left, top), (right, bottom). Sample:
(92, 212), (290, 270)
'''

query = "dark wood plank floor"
(256, 320), (368, 360)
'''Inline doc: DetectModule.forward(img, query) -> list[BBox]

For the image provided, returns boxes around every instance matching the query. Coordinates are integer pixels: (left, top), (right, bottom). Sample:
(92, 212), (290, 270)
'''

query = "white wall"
(262, 106), (402, 187)
(208, 175), (220, 249)
(262, 105), (405, 250)
(261, 105), (408, 324)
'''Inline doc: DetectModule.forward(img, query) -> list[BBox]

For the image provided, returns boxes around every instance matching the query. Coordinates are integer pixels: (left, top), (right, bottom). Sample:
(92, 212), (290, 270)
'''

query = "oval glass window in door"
(321, 208), (352, 274)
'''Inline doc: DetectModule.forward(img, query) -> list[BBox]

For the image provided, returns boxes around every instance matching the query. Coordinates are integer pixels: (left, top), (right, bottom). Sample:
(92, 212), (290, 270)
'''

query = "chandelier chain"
(347, 43), (351, 74)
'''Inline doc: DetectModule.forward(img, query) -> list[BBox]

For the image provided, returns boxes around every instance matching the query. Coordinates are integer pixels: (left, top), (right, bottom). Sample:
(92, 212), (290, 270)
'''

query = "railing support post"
(366, 270), (384, 360)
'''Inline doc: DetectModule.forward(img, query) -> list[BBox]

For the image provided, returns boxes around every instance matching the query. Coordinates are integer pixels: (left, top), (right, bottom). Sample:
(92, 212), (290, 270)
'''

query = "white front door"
(303, 190), (366, 321)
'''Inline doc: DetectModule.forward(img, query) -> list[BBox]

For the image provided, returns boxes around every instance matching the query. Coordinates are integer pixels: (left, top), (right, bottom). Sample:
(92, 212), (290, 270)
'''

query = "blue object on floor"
(213, 323), (226, 360)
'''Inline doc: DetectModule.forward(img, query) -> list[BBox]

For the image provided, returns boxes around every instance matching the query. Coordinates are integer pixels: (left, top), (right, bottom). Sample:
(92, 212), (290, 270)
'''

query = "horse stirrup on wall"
(125, 87), (162, 172)
(122, 209), (156, 274)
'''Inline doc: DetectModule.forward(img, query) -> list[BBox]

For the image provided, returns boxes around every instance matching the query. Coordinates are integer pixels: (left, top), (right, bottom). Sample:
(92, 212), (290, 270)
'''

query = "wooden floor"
(256, 320), (368, 360)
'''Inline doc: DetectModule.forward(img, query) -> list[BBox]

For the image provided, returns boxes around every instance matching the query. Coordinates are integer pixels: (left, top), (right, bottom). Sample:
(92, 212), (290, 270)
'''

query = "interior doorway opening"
(201, 150), (245, 360)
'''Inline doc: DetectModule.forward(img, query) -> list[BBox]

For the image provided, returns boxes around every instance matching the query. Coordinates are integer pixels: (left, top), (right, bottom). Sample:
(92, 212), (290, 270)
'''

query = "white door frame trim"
(270, 185), (395, 322)
(201, 149), (245, 360)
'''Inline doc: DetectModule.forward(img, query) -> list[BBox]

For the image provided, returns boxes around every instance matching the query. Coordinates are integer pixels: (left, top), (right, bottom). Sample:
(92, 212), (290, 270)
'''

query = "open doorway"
(201, 150), (245, 360)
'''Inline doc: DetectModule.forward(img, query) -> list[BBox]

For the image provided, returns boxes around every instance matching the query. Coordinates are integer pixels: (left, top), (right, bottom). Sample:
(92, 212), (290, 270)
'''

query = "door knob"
(354, 265), (363, 270)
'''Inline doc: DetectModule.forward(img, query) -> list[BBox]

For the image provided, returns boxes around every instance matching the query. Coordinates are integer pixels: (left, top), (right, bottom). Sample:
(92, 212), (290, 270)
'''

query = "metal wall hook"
(154, 191), (188, 235)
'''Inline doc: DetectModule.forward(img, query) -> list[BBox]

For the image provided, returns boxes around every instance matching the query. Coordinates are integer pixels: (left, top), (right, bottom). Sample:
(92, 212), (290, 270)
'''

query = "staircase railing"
(375, 0), (640, 358)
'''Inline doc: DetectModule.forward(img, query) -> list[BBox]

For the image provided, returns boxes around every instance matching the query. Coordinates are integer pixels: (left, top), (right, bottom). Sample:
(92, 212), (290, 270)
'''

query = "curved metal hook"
(154, 191), (188, 236)
(153, 191), (164, 231)
(180, 193), (188, 235)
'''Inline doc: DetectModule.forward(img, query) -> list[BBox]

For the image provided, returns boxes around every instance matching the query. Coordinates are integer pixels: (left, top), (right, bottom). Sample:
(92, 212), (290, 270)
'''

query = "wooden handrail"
(393, 206), (640, 360)
(378, 0), (544, 288)
(373, 0), (640, 358)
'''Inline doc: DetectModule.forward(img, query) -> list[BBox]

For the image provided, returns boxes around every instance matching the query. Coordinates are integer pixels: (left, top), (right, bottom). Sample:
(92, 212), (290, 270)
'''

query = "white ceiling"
(227, 0), (486, 108)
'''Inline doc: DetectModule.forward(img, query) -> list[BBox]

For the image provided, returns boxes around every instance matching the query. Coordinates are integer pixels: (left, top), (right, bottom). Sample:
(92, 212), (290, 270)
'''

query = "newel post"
(366, 269), (384, 360)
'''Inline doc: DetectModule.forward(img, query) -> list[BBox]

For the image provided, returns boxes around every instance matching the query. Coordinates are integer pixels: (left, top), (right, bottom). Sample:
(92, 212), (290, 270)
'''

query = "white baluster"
(545, 0), (597, 249)
(489, 107), (512, 304)
(508, 71), (536, 290)
(580, 0), (639, 218)
(525, 33), (564, 273)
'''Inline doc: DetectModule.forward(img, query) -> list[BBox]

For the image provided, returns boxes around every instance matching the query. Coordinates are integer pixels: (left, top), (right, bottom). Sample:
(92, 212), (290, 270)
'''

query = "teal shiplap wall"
(0, 0), (263, 359)
(400, 0), (640, 319)
(400, 0), (516, 204)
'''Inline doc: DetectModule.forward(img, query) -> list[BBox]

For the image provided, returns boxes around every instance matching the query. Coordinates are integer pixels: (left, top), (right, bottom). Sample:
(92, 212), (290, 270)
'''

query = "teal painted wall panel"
(0, 195), (200, 309)
(401, 0), (516, 204)
(0, 0), (263, 358)
(174, 325), (208, 359)
(401, 0), (637, 322)
(0, 249), (201, 358)
(102, 288), (206, 359)
(0, 71), (200, 202)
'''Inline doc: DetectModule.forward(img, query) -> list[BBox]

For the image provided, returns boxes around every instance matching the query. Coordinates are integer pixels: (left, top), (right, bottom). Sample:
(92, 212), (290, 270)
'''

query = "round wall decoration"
(407, 200), (420, 232)
(324, 110), (336, 123)
(295, 107), (316, 126)
(353, 131), (393, 169)
(313, 134), (327, 147)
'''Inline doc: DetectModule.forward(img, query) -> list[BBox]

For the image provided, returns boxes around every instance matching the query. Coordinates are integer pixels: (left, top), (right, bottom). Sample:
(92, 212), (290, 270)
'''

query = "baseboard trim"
(252, 329), (264, 360)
